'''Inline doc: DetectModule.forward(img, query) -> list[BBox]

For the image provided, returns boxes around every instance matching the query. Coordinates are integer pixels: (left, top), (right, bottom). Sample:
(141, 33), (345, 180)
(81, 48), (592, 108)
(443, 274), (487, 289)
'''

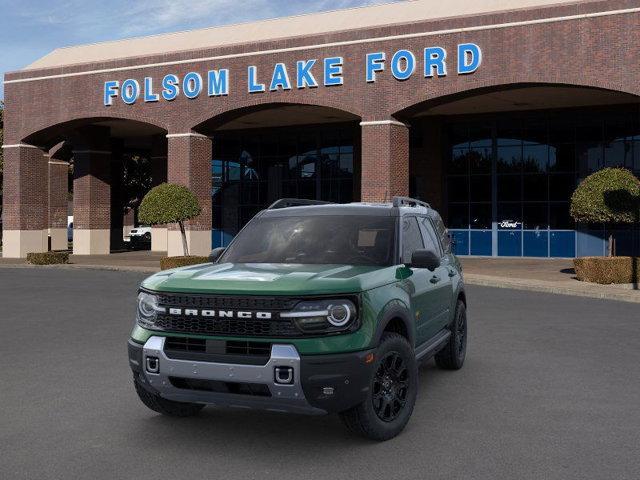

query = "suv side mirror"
(209, 247), (226, 263)
(410, 249), (440, 271)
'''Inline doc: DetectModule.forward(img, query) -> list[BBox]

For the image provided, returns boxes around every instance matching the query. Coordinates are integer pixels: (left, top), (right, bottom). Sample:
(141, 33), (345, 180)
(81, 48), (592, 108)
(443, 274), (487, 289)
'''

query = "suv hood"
(142, 262), (397, 295)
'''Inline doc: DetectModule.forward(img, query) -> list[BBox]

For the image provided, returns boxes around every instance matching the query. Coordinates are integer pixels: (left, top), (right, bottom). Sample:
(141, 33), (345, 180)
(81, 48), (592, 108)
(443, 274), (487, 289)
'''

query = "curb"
(464, 273), (640, 304)
(0, 263), (159, 274)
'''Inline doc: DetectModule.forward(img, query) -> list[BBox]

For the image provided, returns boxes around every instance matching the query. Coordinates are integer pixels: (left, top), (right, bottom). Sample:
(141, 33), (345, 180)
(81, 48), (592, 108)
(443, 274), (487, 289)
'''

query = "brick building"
(3, 0), (640, 258)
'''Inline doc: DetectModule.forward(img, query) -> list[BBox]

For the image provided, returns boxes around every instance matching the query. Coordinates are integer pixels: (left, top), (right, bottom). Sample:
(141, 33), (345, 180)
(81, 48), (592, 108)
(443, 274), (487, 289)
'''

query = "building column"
(48, 158), (69, 251)
(72, 127), (112, 255)
(1, 143), (49, 258)
(360, 120), (410, 202)
(150, 134), (168, 252)
(166, 132), (212, 257)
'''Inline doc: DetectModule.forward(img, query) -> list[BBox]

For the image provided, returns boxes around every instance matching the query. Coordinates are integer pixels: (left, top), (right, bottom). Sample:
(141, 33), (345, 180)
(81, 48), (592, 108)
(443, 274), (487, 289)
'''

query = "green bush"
(570, 168), (640, 224)
(160, 256), (209, 270)
(27, 251), (70, 265)
(139, 183), (202, 256)
(574, 256), (640, 284)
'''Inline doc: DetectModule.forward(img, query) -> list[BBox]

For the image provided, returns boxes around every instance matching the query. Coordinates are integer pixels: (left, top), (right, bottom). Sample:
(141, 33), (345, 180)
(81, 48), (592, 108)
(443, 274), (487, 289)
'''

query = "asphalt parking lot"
(1, 268), (639, 480)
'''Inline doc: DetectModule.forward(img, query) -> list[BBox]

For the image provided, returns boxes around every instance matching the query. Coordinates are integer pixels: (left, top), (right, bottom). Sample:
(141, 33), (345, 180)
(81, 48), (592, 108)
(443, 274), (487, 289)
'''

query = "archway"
(397, 84), (640, 258)
(193, 103), (361, 247)
(21, 117), (167, 255)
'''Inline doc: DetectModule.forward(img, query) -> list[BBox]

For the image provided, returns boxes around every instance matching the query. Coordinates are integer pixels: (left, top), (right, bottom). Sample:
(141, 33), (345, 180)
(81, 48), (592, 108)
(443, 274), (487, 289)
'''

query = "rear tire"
(339, 333), (417, 441)
(435, 300), (467, 370)
(134, 376), (205, 417)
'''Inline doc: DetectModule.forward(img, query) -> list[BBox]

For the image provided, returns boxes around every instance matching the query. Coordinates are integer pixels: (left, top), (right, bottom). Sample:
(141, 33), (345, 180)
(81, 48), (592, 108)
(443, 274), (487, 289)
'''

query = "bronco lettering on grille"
(167, 308), (273, 319)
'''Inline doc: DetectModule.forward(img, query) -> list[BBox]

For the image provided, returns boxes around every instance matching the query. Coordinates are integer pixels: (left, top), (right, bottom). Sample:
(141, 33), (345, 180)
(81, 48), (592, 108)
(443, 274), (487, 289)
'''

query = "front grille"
(153, 292), (302, 337)
(156, 292), (297, 311)
(169, 377), (271, 397)
(164, 337), (206, 352)
(154, 315), (300, 337)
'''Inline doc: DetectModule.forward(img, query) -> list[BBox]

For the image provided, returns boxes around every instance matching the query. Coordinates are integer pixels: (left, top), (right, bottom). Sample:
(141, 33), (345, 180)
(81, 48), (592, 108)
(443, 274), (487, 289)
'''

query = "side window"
(401, 217), (424, 264)
(419, 217), (442, 256)
(432, 214), (451, 254)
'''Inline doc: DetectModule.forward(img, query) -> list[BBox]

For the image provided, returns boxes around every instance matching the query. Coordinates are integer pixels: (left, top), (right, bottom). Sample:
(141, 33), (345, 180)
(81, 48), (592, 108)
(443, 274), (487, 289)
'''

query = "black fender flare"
(370, 300), (415, 349)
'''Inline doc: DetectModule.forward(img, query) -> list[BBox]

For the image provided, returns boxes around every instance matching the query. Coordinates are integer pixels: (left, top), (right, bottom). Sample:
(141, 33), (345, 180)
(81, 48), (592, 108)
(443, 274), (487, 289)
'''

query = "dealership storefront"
(2, 0), (640, 258)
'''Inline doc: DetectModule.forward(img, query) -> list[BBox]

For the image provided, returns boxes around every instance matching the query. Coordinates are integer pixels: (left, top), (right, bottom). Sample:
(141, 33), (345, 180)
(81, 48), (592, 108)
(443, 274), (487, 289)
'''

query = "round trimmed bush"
(139, 183), (202, 256)
(570, 168), (640, 224)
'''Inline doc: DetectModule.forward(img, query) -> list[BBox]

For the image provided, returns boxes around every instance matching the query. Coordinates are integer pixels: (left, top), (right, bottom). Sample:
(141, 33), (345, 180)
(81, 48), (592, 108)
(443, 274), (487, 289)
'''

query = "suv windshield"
(220, 215), (396, 266)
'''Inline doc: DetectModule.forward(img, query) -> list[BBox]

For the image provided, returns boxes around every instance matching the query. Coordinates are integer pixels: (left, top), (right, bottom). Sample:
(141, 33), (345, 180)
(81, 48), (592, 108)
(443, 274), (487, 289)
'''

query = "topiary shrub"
(570, 168), (640, 256)
(27, 251), (70, 265)
(574, 256), (639, 284)
(160, 256), (209, 270)
(139, 183), (202, 256)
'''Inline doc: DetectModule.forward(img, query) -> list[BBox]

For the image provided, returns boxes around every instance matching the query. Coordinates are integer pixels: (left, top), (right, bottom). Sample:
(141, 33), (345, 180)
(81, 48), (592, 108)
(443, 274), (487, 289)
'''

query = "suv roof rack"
(392, 196), (431, 209)
(268, 198), (333, 210)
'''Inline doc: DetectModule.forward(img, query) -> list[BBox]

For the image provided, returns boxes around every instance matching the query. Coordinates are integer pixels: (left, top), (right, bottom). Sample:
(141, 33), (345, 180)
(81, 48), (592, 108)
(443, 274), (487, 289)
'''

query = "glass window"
(402, 217), (425, 264)
(447, 176), (469, 203)
(431, 214), (451, 253)
(447, 204), (468, 229)
(419, 217), (442, 256)
(549, 144), (575, 173)
(498, 175), (521, 201)
(470, 203), (492, 229)
(449, 148), (469, 174)
(221, 215), (396, 266)
(549, 174), (576, 201)
(469, 147), (492, 173)
(498, 203), (522, 230)
(523, 204), (548, 229)
(497, 145), (522, 173)
(523, 144), (548, 173)
(470, 175), (492, 202)
(550, 202), (573, 229)
(523, 175), (548, 202)
(604, 141), (632, 168)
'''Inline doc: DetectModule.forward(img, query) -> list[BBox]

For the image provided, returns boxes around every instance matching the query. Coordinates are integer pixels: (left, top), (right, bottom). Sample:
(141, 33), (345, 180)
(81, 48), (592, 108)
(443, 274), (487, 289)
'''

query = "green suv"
(128, 197), (467, 440)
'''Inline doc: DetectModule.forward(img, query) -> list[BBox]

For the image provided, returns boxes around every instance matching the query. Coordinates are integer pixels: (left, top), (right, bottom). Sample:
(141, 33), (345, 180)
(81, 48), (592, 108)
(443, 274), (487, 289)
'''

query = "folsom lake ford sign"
(103, 43), (482, 106)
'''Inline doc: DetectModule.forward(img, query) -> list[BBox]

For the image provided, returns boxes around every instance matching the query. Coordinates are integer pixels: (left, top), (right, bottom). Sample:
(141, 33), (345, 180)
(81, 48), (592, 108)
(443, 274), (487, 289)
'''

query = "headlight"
(136, 292), (165, 328)
(281, 299), (358, 334)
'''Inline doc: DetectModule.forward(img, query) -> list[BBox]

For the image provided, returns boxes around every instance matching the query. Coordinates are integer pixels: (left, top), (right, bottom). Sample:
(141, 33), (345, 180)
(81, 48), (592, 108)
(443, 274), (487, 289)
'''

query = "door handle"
(430, 275), (441, 284)
(448, 269), (456, 277)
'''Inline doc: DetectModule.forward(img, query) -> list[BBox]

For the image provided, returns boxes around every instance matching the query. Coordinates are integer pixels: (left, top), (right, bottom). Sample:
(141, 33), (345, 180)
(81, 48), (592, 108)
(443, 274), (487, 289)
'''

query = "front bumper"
(128, 337), (374, 415)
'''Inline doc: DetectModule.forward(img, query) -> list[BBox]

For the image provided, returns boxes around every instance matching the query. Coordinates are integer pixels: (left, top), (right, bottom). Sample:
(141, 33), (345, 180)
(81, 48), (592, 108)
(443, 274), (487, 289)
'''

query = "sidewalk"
(1, 251), (639, 303)
(461, 257), (640, 303)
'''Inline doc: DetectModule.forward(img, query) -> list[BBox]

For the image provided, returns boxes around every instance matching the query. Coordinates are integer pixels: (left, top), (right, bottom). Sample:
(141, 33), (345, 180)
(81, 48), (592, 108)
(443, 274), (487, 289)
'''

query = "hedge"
(27, 251), (70, 265)
(574, 256), (640, 284)
(160, 256), (210, 270)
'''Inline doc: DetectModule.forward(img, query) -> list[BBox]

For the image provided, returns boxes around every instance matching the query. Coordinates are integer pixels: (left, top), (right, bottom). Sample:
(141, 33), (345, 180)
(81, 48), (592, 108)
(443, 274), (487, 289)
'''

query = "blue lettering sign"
(424, 47), (447, 77)
(121, 79), (140, 104)
(208, 69), (229, 96)
(324, 57), (343, 86)
(458, 43), (482, 74)
(161, 74), (179, 101)
(270, 63), (292, 91)
(144, 77), (159, 102)
(296, 60), (318, 88)
(183, 72), (203, 99)
(104, 80), (119, 106)
(248, 66), (265, 93)
(390, 50), (415, 81)
(366, 52), (385, 83)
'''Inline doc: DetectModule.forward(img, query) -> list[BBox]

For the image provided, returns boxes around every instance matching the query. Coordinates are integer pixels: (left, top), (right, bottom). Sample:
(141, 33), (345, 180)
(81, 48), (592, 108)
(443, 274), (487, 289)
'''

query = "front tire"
(339, 333), (418, 441)
(435, 300), (467, 370)
(134, 376), (205, 417)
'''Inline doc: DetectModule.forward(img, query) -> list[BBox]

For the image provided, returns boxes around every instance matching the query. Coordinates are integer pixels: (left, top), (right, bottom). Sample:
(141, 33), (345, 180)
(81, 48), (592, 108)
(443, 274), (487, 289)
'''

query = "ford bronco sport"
(128, 196), (467, 440)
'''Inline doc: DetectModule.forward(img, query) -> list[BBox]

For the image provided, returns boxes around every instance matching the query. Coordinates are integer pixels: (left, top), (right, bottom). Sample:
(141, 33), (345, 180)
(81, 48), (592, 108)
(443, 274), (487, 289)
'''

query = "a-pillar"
(166, 132), (212, 257)
(72, 127), (112, 255)
(360, 120), (410, 202)
(150, 134), (168, 252)
(1, 143), (49, 258)
(48, 146), (69, 251)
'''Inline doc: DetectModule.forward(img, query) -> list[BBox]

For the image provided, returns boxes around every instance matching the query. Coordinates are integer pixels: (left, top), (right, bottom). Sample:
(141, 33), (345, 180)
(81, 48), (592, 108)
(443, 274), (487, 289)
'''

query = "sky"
(0, 0), (402, 100)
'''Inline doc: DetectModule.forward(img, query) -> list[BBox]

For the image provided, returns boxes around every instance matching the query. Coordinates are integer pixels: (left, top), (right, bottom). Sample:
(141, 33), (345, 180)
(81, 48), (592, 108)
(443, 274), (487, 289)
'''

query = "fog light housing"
(145, 356), (159, 374)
